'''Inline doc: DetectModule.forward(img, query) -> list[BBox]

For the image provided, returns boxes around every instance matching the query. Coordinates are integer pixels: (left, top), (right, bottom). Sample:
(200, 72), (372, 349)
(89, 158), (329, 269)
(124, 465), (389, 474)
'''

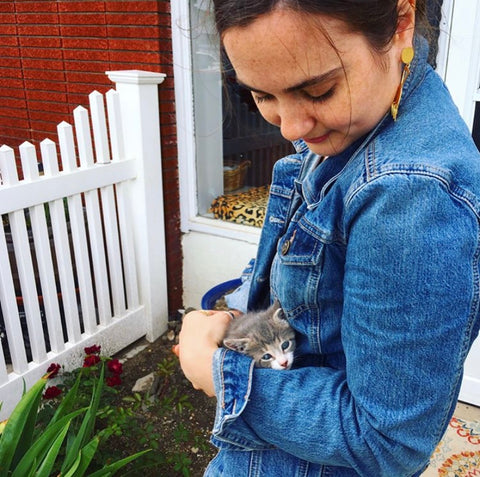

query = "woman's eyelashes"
(305, 86), (335, 103)
(253, 93), (273, 104)
(252, 86), (336, 105)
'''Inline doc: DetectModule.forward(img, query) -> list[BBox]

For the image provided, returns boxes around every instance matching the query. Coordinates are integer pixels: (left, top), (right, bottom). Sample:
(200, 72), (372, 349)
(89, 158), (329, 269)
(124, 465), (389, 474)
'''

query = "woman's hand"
(175, 309), (234, 397)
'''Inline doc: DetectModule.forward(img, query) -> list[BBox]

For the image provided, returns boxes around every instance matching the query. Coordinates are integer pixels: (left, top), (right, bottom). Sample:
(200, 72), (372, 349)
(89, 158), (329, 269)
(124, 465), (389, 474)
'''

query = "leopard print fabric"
(209, 185), (270, 228)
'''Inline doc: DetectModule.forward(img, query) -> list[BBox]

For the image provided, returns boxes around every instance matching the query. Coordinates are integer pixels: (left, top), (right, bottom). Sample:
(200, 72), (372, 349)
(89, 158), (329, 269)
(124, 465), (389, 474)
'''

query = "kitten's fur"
(223, 302), (296, 370)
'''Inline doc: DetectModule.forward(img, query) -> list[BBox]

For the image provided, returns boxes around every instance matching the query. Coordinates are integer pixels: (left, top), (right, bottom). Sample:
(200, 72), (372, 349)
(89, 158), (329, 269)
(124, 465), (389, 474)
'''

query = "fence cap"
(106, 70), (166, 85)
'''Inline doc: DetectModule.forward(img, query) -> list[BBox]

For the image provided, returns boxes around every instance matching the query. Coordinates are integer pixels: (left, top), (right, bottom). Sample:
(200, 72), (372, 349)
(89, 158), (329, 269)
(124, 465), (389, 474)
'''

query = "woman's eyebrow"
(235, 67), (342, 94)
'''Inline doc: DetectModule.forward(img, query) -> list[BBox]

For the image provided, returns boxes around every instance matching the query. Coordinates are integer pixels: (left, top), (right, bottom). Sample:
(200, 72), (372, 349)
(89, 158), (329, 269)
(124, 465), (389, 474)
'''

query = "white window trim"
(442, 0), (480, 129)
(171, 0), (261, 244)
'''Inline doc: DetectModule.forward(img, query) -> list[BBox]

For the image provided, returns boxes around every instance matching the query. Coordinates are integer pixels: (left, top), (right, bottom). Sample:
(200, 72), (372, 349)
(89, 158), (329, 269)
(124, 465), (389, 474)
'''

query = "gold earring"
(391, 46), (414, 121)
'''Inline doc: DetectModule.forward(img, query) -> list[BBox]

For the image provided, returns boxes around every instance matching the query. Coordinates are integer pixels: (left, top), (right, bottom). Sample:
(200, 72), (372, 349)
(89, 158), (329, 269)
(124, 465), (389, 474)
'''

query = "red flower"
(43, 385), (62, 399)
(83, 355), (101, 367)
(106, 375), (122, 387)
(46, 363), (61, 379)
(84, 344), (101, 355)
(107, 358), (123, 375)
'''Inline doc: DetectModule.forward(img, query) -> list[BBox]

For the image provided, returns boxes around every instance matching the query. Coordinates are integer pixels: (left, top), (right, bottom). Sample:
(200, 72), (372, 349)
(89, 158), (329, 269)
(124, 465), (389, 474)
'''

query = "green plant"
(0, 364), (149, 476)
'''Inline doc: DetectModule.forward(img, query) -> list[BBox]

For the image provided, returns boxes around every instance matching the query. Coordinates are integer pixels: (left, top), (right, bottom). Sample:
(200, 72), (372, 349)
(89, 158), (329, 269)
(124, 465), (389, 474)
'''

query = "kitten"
(223, 302), (296, 370)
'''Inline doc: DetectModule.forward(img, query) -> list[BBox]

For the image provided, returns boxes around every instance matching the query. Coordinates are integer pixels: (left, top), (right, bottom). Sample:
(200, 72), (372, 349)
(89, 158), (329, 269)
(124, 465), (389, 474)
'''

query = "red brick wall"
(0, 0), (182, 315)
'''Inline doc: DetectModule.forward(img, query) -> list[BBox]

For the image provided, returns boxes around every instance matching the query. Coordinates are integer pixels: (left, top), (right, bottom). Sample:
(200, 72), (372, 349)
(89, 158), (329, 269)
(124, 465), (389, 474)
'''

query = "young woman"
(178, 1), (480, 475)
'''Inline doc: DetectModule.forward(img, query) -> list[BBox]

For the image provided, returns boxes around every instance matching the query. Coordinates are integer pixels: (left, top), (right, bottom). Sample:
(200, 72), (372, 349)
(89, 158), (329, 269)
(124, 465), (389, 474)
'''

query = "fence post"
(106, 70), (168, 341)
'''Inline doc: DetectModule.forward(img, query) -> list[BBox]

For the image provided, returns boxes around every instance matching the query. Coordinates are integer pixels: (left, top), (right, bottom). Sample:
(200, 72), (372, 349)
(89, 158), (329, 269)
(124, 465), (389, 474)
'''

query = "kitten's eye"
(262, 353), (273, 361)
(281, 341), (290, 351)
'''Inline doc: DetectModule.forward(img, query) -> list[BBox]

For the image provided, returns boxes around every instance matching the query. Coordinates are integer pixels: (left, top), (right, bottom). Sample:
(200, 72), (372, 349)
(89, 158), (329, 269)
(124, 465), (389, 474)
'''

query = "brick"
(23, 78), (67, 92)
(65, 71), (107, 84)
(23, 69), (65, 82)
(0, 46), (20, 57)
(0, 4), (14, 13)
(67, 92), (99, 105)
(0, 36), (18, 47)
(22, 58), (64, 70)
(105, 1), (159, 13)
(0, 77), (23, 88)
(63, 49), (109, 61)
(105, 13), (159, 26)
(29, 109), (72, 124)
(0, 104), (28, 119)
(26, 100), (69, 114)
(14, 2), (58, 13)
(64, 60), (109, 72)
(26, 89), (68, 103)
(67, 82), (110, 96)
(0, 25), (17, 35)
(0, 13), (16, 24)
(16, 13), (59, 25)
(17, 25), (60, 36)
(107, 39), (159, 52)
(0, 97), (27, 110)
(59, 14), (107, 26)
(0, 67), (23, 79)
(19, 37), (62, 48)
(60, 25), (107, 37)
(29, 120), (62, 135)
(106, 26), (160, 39)
(62, 38), (108, 49)
(0, 86), (25, 99)
(108, 50), (160, 64)
(0, 116), (29, 129)
(21, 47), (63, 59)
(57, 2), (105, 13)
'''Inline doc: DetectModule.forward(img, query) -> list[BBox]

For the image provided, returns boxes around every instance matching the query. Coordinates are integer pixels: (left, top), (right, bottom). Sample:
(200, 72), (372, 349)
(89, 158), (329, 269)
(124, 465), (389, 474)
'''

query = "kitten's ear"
(271, 299), (281, 311)
(272, 307), (287, 322)
(223, 337), (249, 353)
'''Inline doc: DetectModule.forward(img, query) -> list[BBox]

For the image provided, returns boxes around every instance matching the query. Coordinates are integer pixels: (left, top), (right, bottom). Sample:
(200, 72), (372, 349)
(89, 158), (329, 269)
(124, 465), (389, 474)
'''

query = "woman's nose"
(278, 103), (316, 142)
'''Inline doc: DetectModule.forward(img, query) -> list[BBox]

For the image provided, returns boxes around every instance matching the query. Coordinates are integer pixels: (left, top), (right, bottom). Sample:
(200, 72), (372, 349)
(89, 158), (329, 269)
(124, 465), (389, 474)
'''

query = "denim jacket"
(206, 36), (480, 477)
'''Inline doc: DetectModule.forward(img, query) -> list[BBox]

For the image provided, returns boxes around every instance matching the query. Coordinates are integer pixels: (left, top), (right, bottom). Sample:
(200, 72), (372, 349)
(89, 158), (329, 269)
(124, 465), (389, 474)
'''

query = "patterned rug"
(422, 417), (480, 476)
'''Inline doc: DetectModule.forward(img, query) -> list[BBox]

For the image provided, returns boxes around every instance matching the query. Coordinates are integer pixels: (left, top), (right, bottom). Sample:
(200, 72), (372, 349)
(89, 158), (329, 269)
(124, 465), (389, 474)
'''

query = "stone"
(132, 372), (155, 393)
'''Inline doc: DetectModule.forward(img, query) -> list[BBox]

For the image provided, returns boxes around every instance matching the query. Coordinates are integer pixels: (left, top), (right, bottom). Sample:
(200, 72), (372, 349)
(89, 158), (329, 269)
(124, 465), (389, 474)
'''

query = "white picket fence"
(0, 70), (169, 419)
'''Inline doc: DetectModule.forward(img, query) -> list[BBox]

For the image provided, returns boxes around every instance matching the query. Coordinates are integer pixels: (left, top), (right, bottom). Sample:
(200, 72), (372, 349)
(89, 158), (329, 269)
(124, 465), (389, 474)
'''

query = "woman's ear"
(395, 0), (416, 47)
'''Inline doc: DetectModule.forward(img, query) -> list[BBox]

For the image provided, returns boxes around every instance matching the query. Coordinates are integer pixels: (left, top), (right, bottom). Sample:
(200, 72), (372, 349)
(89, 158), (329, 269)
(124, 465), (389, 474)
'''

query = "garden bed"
(108, 327), (217, 476)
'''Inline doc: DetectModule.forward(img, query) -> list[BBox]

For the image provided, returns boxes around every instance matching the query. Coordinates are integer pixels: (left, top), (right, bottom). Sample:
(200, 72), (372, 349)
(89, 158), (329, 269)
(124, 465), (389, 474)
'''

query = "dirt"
(111, 318), (218, 477)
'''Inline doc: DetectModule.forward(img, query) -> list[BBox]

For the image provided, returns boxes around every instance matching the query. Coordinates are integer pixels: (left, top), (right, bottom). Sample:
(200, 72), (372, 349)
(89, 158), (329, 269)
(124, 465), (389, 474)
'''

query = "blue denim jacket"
(207, 36), (480, 477)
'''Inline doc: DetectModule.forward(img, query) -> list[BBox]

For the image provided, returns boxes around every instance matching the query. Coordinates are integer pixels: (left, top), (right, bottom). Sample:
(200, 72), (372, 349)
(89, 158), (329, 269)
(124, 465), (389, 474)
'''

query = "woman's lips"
(304, 133), (329, 144)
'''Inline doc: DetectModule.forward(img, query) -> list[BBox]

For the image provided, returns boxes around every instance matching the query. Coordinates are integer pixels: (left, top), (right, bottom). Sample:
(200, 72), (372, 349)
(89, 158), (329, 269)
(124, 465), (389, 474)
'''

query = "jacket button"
(281, 240), (290, 255)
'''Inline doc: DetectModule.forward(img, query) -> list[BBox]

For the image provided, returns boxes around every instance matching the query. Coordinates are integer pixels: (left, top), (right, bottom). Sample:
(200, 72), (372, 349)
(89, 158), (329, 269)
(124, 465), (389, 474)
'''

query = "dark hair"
(212, 0), (429, 52)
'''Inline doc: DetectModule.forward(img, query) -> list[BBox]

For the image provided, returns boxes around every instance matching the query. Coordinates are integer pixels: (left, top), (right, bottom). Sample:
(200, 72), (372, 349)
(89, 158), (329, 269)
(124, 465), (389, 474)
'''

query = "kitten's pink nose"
(280, 360), (288, 369)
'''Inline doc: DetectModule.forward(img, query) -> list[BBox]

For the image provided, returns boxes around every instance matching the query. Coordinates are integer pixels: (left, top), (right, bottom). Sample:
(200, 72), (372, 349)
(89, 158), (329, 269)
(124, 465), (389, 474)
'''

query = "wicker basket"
(223, 160), (250, 192)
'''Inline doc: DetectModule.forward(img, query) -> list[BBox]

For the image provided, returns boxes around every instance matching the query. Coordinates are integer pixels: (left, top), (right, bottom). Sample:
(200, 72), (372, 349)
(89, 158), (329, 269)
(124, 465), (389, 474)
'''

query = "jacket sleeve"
(210, 173), (480, 476)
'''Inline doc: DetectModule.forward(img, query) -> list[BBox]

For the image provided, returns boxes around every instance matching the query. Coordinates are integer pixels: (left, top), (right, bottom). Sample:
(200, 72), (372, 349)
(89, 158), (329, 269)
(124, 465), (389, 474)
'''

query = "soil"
(111, 318), (218, 477)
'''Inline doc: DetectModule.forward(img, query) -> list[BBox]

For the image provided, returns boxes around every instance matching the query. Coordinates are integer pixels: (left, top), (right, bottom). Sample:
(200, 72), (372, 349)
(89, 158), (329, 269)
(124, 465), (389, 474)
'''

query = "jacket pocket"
(277, 220), (325, 266)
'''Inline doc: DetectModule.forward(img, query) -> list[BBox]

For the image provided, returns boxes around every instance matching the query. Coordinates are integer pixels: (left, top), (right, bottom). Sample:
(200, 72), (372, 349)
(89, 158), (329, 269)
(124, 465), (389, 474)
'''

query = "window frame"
(441, 0), (480, 128)
(171, 0), (262, 244)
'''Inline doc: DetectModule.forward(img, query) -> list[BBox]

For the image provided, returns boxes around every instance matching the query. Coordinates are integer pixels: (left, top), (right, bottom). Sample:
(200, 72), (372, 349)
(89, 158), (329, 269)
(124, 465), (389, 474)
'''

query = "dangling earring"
(391, 46), (414, 121)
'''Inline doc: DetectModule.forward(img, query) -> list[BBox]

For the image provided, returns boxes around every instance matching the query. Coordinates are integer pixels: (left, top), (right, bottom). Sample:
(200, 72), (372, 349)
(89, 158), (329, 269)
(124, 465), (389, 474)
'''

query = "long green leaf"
(12, 408), (86, 477)
(0, 377), (47, 477)
(86, 449), (152, 477)
(12, 380), (44, 469)
(62, 364), (105, 473)
(34, 422), (71, 477)
(63, 437), (99, 477)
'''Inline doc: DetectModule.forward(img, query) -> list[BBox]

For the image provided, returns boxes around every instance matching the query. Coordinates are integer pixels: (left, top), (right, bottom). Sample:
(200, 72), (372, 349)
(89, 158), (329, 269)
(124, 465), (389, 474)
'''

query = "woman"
(178, 1), (480, 475)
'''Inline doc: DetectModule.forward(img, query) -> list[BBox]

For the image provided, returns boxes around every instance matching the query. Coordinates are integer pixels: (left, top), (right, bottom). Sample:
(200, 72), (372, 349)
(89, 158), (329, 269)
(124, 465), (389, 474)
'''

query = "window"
(185, 1), (293, 232)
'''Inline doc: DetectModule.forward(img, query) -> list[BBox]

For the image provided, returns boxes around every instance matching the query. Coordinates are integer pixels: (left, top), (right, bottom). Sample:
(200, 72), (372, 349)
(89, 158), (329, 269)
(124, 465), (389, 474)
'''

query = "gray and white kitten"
(223, 302), (296, 370)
